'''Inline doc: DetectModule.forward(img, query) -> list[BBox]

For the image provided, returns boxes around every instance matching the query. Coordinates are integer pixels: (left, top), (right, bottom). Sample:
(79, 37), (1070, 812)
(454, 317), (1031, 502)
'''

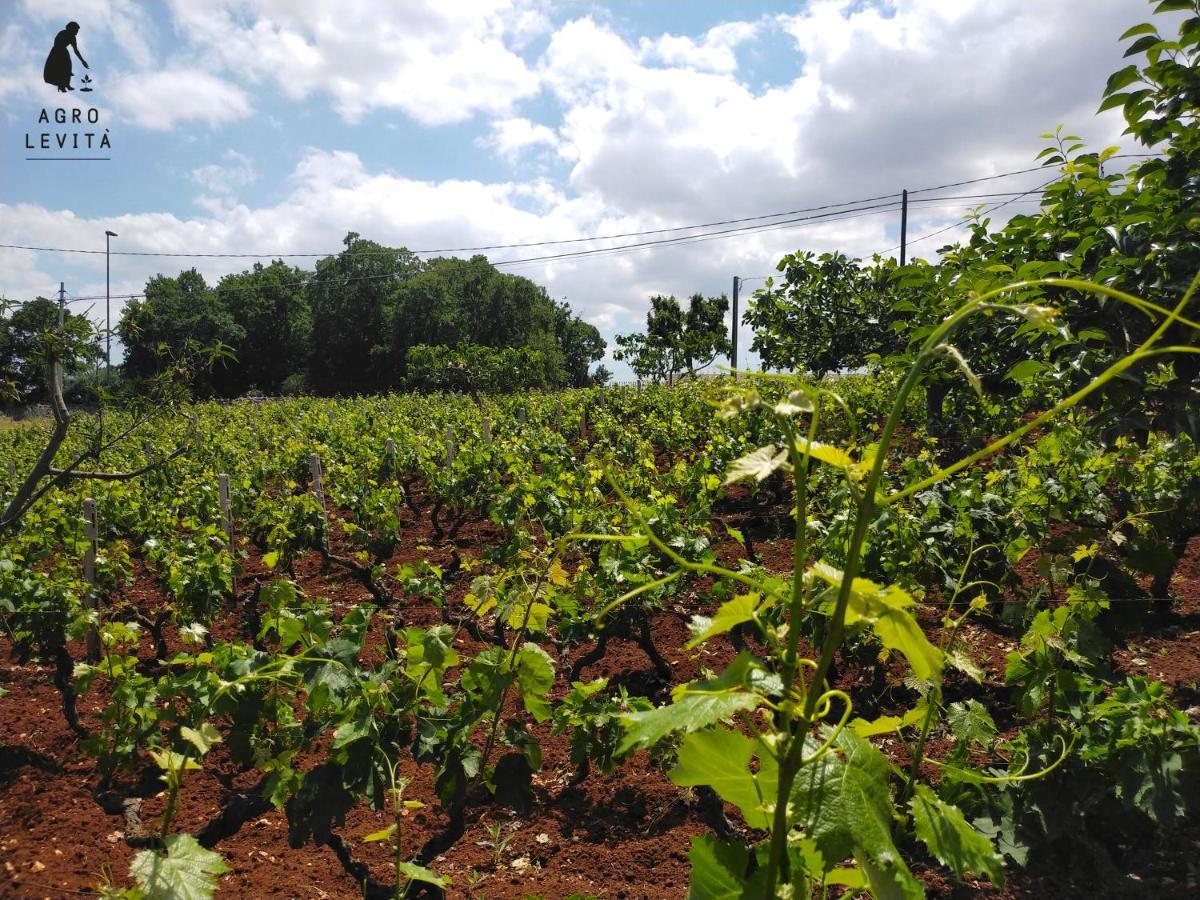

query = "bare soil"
(3, 486), (1199, 899)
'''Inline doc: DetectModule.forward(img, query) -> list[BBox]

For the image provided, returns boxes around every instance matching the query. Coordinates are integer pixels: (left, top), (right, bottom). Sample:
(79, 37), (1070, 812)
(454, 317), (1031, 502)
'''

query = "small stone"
(535, 833), (551, 845)
(30, 862), (46, 873)
(510, 856), (530, 871)
(106, 832), (123, 844)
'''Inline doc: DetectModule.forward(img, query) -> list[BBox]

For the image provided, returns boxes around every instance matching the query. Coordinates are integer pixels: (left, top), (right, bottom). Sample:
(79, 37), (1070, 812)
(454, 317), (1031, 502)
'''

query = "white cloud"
(0, 0), (1167, 377)
(19, 0), (157, 69)
(107, 68), (252, 130)
(162, 0), (541, 124)
(480, 116), (559, 162)
(639, 20), (761, 74)
(191, 150), (259, 196)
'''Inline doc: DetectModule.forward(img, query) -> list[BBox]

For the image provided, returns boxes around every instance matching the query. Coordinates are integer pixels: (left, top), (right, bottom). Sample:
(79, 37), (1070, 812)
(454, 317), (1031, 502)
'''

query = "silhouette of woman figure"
(44, 22), (88, 92)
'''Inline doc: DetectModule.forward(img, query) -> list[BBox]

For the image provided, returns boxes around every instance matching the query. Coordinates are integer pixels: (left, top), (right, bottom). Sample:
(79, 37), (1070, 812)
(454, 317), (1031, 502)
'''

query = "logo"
(43, 20), (88, 93)
(26, 20), (111, 160)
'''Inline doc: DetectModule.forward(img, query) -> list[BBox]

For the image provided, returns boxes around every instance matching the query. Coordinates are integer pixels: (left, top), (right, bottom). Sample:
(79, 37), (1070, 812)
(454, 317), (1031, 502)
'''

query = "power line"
(872, 177), (1059, 257)
(0, 161), (1125, 262)
(3, 195), (1048, 307)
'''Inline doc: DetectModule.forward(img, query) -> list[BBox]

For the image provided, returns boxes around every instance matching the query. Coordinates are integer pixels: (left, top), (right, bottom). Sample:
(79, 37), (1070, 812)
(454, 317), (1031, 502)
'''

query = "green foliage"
(0, 296), (100, 402)
(615, 292), (731, 383)
(129, 835), (229, 900)
(405, 342), (565, 394)
(117, 235), (604, 397)
(119, 269), (243, 397)
(746, 251), (907, 376)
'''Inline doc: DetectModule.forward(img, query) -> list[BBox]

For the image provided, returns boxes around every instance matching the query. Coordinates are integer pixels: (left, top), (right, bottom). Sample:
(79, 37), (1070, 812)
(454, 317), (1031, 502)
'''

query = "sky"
(0, 0), (1158, 379)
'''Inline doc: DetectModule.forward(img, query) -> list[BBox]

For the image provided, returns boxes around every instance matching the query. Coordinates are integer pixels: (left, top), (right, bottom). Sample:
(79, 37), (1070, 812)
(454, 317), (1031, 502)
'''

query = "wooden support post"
(517, 406), (526, 425)
(482, 419), (492, 446)
(218, 473), (233, 548)
(555, 400), (563, 430)
(310, 453), (327, 539)
(218, 473), (236, 594)
(444, 425), (456, 467)
(82, 498), (100, 661)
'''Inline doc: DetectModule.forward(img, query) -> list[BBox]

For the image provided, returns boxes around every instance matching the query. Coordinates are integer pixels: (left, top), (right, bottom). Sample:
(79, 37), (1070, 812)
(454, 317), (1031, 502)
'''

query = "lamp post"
(105, 230), (117, 382)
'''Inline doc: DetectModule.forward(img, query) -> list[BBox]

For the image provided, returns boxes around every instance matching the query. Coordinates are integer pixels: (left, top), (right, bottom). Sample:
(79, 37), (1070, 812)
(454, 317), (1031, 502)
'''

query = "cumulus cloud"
(639, 20), (761, 74)
(191, 149), (259, 195)
(479, 117), (559, 162)
(162, 0), (541, 124)
(18, 0), (157, 69)
(107, 68), (252, 130)
(0, 0), (1164, 375)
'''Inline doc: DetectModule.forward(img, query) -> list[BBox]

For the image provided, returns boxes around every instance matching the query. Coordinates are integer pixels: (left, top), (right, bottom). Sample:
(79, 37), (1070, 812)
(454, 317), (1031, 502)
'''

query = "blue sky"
(0, 0), (1156, 378)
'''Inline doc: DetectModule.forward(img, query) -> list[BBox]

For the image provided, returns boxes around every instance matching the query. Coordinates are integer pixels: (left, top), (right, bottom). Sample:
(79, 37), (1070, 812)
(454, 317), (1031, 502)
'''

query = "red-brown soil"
(3, 488), (1199, 899)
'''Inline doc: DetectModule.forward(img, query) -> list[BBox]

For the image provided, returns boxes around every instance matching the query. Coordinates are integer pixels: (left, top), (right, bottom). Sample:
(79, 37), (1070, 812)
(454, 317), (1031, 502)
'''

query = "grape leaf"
(724, 445), (788, 484)
(618, 653), (769, 753)
(515, 642), (556, 722)
(670, 726), (778, 829)
(686, 835), (751, 899)
(130, 835), (229, 900)
(686, 593), (762, 648)
(910, 783), (1005, 885)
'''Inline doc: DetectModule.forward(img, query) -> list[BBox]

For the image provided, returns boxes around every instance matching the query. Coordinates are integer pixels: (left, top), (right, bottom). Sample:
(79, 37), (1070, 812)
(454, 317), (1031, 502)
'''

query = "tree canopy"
(615, 292), (731, 384)
(116, 235), (606, 397)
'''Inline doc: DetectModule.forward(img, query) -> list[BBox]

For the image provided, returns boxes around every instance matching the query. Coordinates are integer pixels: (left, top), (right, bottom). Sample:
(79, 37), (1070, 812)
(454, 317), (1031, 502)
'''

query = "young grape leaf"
(910, 784), (1005, 885)
(849, 706), (925, 738)
(618, 653), (769, 753)
(686, 835), (752, 899)
(515, 642), (556, 722)
(810, 562), (943, 680)
(130, 835), (229, 900)
(793, 438), (855, 470)
(685, 593), (762, 649)
(179, 722), (222, 757)
(724, 445), (789, 484)
(670, 726), (778, 829)
(397, 861), (449, 887)
(362, 824), (397, 843)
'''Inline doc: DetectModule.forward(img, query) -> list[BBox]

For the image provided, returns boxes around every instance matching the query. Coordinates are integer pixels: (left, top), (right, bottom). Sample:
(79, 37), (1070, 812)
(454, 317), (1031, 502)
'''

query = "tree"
(405, 343), (562, 395)
(306, 233), (422, 395)
(118, 269), (242, 397)
(614, 292), (731, 384)
(552, 300), (606, 387)
(745, 252), (905, 377)
(0, 297), (99, 403)
(2, 305), (194, 535)
(214, 261), (310, 395)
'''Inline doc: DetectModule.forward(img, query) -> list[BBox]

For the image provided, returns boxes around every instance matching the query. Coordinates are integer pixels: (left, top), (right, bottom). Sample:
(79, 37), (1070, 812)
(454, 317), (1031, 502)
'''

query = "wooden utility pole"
(731, 275), (740, 375)
(899, 189), (909, 266)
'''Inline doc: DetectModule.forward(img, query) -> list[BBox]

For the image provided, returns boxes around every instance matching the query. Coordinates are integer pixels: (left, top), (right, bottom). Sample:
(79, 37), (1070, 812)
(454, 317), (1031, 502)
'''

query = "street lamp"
(105, 230), (117, 382)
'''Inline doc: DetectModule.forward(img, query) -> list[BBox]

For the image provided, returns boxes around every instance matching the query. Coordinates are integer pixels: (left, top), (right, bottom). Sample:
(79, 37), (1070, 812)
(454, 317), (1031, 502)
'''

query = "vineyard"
(2, 358), (1200, 898)
(3, 2), (1200, 898)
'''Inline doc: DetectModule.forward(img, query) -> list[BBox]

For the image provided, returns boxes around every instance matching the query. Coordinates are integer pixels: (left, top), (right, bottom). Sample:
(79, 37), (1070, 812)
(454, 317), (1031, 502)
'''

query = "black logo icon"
(43, 21), (90, 93)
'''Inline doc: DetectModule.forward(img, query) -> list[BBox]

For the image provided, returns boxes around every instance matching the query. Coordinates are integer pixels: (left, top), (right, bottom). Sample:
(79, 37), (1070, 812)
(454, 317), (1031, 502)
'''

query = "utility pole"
(105, 230), (118, 383)
(731, 275), (740, 375)
(899, 189), (909, 266)
(57, 282), (65, 394)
